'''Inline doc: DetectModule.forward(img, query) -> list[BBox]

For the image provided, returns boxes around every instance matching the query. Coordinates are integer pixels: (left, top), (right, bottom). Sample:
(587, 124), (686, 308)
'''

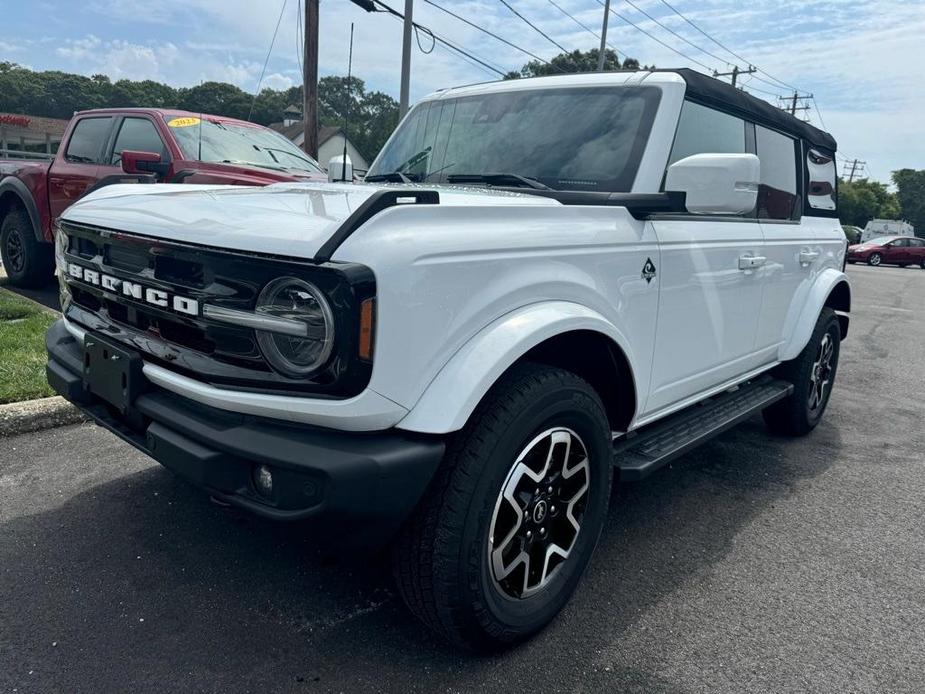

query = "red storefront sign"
(0, 114), (32, 128)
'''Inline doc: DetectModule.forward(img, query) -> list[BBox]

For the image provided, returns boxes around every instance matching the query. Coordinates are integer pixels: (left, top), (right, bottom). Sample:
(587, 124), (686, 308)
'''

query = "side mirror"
(327, 154), (353, 183)
(122, 150), (169, 178)
(666, 153), (759, 215)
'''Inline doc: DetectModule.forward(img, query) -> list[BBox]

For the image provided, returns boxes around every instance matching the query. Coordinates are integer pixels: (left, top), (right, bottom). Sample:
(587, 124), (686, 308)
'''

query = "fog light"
(253, 464), (273, 497)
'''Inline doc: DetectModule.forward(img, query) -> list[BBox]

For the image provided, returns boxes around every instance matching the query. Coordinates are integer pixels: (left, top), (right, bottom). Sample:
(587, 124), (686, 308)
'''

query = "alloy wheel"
(488, 427), (590, 599)
(870, 254), (881, 266)
(808, 333), (834, 412)
(4, 229), (25, 273)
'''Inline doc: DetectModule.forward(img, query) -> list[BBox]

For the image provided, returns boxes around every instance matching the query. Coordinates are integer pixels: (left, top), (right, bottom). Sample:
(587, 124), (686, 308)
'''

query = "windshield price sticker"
(167, 117), (202, 128)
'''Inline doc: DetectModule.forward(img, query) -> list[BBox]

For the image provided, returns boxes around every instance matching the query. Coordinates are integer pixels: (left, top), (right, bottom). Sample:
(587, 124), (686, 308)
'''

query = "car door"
(886, 238), (910, 264)
(48, 116), (114, 219)
(645, 101), (765, 416)
(908, 237), (925, 265)
(99, 115), (171, 181)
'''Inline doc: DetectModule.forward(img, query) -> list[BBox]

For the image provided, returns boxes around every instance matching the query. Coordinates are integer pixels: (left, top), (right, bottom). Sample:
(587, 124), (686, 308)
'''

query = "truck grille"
(59, 220), (375, 398)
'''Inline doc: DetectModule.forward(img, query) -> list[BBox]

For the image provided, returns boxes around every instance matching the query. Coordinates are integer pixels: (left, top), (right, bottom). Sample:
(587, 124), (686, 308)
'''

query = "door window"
(64, 117), (113, 164)
(755, 126), (798, 220)
(111, 118), (167, 165)
(667, 101), (746, 166)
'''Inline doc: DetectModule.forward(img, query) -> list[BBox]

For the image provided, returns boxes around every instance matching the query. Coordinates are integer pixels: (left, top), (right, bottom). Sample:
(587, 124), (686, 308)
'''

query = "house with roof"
(269, 105), (370, 174)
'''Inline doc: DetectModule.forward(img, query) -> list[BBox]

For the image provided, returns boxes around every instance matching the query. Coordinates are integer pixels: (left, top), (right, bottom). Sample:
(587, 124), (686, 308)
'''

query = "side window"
(111, 118), (167, 165)
(64, 117), (113, 164)
(668, 101), (746, 166)
(806, 148), (837, 212)
(892, 238), (909, 247)
(755, 126), (798, 220)
(909, 238), (925, 248)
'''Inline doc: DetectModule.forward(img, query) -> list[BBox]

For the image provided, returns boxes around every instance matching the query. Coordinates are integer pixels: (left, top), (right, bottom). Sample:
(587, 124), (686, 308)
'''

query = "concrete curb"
(0, 396), (88, 438)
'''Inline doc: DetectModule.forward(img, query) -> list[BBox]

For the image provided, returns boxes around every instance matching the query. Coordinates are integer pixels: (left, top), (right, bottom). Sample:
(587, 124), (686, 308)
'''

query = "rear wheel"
(0, 208), (53, 287)
(763, 308), (840, 436)
(392, 363), (612, 651)
(867, 253), (882, 266)
(920, 260), (925, 270)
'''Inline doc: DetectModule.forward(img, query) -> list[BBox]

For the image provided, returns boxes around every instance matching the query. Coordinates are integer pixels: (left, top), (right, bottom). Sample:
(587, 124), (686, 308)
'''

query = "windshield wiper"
(446, 173), (552, 190)
(365, 171), (415, 183)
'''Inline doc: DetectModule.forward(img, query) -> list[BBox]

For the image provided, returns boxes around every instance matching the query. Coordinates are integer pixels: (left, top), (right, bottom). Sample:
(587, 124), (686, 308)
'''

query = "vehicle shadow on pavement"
(0, 415), (841, 693)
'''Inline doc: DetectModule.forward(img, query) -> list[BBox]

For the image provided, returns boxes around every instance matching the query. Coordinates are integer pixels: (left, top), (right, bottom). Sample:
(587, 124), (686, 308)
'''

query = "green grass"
(0, 289), (56, 404)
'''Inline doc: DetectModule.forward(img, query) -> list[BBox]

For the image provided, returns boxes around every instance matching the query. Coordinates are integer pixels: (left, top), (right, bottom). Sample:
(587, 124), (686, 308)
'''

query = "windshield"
(166, 116), (323, 174)
(367, 86), (661, 192)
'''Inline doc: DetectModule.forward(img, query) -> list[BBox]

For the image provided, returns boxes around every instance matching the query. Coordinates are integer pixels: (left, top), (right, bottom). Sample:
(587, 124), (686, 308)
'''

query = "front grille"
(59, 220), (375, 397)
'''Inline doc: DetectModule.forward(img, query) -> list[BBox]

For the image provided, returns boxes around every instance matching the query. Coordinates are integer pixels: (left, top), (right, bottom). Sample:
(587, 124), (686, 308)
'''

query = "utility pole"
(713, 65), (755, 88)
(779, 91), (812, 120)
(399, 0), (414, 117)
(597, 0), (611, 71)
(303, 0), (319, 159)
(843, 159), (867, 182)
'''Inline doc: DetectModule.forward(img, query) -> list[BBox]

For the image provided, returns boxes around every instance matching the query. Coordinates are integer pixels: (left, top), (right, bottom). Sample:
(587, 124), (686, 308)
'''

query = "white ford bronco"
(46, 69), (850, 650)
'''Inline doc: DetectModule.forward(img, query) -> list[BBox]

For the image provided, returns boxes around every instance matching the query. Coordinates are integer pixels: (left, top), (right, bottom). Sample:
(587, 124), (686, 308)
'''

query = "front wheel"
(867, 253), (882, 266)
(763, 308), (841, 436)
(0, 208), (54, 288)
(392, 363), (612, 650)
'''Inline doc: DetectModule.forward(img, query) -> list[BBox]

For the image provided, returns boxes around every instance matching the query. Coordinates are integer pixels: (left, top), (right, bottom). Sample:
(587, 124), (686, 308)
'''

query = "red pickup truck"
(0, 108), (327, 287)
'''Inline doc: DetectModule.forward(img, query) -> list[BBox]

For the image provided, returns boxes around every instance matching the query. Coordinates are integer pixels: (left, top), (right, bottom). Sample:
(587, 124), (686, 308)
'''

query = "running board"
(614, 377), (794, 481)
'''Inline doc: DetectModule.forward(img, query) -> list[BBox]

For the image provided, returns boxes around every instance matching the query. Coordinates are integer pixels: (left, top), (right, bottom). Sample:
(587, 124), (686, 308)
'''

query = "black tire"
(867, 253), (882, 267)
(763, 308), (840, 436)
(920, 260), (925, 270)
(0, 207), (54, 288)
(392, 362), (613, 651)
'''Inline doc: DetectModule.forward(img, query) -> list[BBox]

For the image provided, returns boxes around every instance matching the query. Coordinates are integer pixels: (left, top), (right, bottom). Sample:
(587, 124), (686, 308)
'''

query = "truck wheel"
(763, 308), (840, 436)
(867, 253), (882, 266)
(392, 363), (612, 650)
(0, 208), (53, 288)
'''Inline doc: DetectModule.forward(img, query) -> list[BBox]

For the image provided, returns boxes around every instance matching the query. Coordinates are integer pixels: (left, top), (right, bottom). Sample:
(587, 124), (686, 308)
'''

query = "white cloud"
(261, 72), (294, 91)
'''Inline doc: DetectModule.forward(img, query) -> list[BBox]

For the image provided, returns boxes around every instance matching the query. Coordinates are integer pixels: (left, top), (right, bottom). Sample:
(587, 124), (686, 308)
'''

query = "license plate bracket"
(83, 334), (145, 414)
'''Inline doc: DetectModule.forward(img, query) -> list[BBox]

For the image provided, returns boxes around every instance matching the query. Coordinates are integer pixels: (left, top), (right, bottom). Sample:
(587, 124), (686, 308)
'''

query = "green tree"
(838, 178), (899, 228)
(891, 169), (925, 236)
(507, 48), (645, 79)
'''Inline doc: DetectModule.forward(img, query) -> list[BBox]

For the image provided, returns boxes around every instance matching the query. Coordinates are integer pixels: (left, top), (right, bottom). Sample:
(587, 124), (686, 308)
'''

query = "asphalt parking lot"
(2, 264), (923, 693)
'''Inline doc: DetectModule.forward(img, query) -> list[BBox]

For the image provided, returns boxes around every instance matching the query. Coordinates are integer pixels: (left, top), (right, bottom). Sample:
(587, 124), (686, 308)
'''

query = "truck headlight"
(255, 277), (335, 376)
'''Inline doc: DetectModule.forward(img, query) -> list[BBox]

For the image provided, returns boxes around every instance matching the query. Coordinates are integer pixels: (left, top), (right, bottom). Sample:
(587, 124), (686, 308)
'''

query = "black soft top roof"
(666, 68), (836, 152)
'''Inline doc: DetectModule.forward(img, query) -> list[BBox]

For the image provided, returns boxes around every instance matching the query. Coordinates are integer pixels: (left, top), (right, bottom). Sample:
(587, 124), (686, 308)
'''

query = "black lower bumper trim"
(45, 320), (444, 538)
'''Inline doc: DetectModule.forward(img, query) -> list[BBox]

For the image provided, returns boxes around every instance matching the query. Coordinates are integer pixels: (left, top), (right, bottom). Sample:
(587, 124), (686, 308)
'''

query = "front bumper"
(45, 320), (444, 540)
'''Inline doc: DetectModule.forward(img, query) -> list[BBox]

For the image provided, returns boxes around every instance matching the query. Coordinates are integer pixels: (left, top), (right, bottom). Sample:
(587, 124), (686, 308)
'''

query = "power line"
(498, 0), (570, 54)
(545, 0), (620, 60)
(620, 0), (734, 69)
(654, 0), (801, 93)
(249, 0), (288, 121)
(425, 0), (563, 70)
(593, 0), (717, 73)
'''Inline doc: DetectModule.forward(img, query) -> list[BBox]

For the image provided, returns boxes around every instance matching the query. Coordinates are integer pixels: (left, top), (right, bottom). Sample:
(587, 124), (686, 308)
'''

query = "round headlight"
(255, 277), (334, 377)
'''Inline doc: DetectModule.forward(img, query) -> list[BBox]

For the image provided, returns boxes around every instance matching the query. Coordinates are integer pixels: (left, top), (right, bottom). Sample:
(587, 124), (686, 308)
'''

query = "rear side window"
(806, 148), (837, 212)
(668, 101), (746, 166)
(111, 118), (167, 165)
(909, 238), (925, 248)
(755, 126), (798, 220)
(65, 117), (112, 164)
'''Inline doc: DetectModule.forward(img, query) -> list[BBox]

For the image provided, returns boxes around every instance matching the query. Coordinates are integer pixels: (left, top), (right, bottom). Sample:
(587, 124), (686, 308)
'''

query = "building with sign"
(0, 113), (70, 159)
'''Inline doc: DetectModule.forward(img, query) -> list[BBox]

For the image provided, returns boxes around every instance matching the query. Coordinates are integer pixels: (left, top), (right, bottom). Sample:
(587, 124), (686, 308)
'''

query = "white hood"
(61, 181), (558, 259)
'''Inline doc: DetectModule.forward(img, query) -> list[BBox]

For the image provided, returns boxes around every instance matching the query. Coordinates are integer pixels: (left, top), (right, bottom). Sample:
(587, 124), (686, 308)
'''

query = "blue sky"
(4, 0), (924, 181)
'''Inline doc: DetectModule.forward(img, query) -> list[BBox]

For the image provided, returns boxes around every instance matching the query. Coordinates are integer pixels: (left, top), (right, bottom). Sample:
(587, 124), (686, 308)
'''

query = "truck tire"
(392, 362), (613, 650)
(1, 207), (54, 288)
(763, 308), (841, 436)
(867, 253), (882, 266)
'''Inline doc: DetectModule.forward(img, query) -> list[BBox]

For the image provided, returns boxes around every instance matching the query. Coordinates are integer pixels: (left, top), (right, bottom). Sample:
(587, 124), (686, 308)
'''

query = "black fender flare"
(0, 175), (43, 242)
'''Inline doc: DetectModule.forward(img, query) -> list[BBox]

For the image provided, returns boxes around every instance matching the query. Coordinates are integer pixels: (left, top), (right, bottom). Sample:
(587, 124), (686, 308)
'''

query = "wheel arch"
(395, 301), (639, 435)
(0, 176), (43, 241)
(780, 270), (851, 362)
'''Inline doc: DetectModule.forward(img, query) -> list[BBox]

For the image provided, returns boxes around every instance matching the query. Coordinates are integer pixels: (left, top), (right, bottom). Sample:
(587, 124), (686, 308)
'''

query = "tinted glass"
(668, 101), (745, 166)
(806, 148), (837, 211)
(65, 117), (112, 164)
(756, 126), (797, 220)
(111, 118), (167, 165)
(368, 86), (662, 192)
(909, 238), (925, 247)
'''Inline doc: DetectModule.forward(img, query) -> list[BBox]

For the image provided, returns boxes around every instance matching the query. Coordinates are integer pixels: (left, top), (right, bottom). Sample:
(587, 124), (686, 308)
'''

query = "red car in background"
(847, 236), (925, 268)
(0, 108), (327, 287)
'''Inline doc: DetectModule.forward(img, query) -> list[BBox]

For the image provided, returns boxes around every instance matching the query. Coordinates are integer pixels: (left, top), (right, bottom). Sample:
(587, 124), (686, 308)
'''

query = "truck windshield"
(367, 85), (660, 192)
(166, 116), (323, 174)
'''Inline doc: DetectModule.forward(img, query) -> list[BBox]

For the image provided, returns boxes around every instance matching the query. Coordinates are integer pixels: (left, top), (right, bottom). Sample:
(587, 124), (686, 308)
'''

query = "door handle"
(738, 255), (767, 270)
(799, 250), (820, 265)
